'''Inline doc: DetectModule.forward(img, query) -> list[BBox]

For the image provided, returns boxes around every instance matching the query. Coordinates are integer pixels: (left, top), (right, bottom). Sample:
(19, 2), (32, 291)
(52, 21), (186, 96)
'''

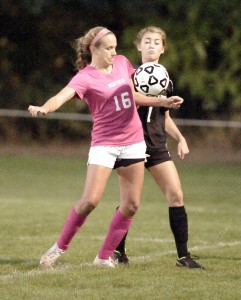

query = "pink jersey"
(67, 55), (144, 146)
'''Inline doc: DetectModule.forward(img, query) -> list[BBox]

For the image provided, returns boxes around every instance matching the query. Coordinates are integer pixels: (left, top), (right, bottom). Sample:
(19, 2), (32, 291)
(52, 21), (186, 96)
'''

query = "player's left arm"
(165, 110), (189, 159)
(131, 80), (183, 109)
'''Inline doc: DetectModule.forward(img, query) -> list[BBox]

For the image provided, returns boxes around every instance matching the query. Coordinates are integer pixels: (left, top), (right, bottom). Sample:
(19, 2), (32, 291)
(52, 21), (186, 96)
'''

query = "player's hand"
(28, 105), (47, 117)
(177, 137), (189, 159)
(165, 96), (184, 109)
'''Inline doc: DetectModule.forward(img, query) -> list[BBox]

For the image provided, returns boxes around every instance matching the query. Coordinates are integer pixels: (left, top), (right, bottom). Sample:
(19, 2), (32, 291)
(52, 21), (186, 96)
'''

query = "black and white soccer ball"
(134, 62), (169, 96)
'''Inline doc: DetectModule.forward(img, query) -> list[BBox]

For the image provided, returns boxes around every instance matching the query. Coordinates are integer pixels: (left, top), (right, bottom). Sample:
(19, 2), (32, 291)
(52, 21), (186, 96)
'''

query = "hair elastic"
(90, 28), (111, 46)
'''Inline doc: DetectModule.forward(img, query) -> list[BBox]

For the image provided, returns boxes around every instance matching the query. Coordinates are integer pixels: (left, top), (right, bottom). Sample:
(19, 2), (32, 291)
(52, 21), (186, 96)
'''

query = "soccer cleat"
(112, 250), (129, 264)
(40, 242), (65, 268)
(93, 255), (117, 268)
(176, 253), (204, 269)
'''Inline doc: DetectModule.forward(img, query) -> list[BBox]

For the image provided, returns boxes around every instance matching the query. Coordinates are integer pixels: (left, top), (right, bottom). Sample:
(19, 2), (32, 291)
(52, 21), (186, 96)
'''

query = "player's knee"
(120, 200), (139, 217)
(77, 198), (99, 215)
(86, 200), (98, 212)
(167, 189), (183, 206)
(127, 200), (140, 216)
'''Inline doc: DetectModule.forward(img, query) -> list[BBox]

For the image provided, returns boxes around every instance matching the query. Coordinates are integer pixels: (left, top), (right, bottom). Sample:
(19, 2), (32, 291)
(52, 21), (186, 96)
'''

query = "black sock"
(115, 231), (128, 253)
(169, 206), (188, 258)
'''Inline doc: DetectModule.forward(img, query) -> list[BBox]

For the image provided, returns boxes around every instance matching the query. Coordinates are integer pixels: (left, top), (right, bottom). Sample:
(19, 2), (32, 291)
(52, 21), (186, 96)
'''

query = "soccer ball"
(133, 62), (169, 96)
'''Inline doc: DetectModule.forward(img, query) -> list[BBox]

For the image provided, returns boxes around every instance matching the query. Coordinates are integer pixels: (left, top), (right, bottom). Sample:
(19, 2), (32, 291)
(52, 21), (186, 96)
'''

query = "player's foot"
(93, 255), (117, 268)
(40, 242), (65, 268)
(112, 250), (129, 264)
(176, 253), (204, 269)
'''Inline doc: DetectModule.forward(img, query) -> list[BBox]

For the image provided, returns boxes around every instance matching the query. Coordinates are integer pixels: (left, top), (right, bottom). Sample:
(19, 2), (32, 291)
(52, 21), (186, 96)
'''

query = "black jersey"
(138, 80), (173, 152)
(138, 106), (168, 151)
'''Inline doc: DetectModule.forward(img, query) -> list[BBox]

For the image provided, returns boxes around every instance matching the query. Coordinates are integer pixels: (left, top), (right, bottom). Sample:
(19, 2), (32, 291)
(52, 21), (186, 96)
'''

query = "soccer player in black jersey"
(113, 26), (204, 269)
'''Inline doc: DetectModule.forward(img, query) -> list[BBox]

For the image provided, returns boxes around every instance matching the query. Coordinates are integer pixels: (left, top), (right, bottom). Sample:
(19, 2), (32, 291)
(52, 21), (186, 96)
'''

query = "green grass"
(0, 154), (241, 300)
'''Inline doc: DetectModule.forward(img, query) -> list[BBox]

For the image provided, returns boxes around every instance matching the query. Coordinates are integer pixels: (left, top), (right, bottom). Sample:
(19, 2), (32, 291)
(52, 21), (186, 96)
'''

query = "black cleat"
(112, 250), (129, 264)
(176, 253), (204, 269)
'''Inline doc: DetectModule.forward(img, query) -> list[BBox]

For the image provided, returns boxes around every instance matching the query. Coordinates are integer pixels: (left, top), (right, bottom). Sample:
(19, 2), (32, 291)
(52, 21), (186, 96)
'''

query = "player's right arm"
(28, 87), (76, 117)
(130, 80), (183, 109)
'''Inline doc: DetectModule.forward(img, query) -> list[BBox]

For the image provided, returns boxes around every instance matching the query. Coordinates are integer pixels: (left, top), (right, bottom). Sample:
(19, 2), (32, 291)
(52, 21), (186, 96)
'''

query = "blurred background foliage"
(0, 0), (240, 144)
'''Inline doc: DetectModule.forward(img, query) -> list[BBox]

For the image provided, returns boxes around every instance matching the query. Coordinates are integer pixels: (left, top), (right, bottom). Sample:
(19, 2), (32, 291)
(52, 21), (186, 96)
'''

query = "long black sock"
(115, 231), (128, 253)
(169, 206), (188, 258)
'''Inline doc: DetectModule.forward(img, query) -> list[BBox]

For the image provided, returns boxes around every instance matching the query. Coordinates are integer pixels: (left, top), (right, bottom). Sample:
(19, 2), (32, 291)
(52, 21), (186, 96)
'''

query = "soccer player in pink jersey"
(28, 26), (183, 268)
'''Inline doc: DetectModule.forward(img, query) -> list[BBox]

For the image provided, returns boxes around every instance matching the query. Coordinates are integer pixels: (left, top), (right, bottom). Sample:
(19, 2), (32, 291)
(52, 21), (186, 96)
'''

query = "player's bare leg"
(40, 164), (112, 268)
(98, 161), (144, 266)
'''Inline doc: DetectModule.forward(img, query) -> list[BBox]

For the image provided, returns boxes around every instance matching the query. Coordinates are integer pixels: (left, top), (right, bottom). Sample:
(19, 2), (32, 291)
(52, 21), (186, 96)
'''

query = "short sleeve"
(67, 72), (89, 99)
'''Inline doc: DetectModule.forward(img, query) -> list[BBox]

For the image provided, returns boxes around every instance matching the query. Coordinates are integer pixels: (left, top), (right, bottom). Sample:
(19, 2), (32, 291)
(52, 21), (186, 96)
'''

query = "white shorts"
(88, 141), (146, 168)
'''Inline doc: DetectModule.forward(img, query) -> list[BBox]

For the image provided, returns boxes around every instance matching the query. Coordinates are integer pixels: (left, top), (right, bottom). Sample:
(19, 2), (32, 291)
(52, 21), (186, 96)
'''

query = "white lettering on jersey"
(108, 78), (125, 88)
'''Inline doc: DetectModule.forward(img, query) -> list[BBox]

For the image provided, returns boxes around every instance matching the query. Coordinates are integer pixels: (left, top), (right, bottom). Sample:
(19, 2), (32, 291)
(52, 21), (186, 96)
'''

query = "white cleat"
(93, 255), (117, 268)
(40, 242), (65, 268)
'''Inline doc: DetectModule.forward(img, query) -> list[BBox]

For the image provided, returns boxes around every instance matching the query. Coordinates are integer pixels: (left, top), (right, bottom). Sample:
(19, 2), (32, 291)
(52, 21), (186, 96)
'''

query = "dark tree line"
(0, 0), (240, 142)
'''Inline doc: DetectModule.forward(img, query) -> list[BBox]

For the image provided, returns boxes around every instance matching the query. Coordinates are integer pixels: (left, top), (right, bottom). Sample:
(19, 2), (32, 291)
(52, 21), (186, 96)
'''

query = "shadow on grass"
(0, 257), (38, 267)
(201, 255), (241, 261)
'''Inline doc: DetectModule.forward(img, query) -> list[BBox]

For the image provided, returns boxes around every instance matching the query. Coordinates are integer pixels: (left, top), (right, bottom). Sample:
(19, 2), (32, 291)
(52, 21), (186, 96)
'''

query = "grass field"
(0, 153), (241, 299)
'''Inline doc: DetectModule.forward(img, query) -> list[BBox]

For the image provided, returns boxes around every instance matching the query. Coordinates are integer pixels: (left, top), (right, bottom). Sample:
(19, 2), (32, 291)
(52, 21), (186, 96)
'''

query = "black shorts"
(113, 158), (145, 169)
(145, 150), (172, 169)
